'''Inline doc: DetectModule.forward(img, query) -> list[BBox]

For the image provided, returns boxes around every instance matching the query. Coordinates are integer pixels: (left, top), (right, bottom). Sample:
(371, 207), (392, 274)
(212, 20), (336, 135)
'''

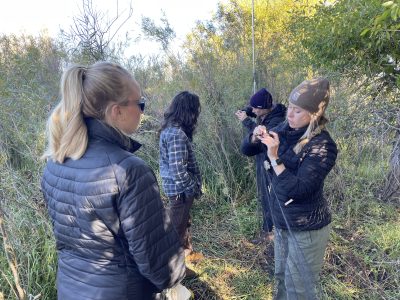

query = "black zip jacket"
(242, 122), (338, 231)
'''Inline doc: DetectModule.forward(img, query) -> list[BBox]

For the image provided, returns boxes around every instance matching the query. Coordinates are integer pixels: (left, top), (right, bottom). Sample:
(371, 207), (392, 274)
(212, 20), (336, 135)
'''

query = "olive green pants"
(274, 224), (331, 300)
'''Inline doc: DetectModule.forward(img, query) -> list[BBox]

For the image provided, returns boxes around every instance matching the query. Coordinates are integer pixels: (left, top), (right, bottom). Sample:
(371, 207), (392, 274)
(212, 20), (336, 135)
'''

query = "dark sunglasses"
(137, 96), (146, 112)
(122, 96), (146, 111)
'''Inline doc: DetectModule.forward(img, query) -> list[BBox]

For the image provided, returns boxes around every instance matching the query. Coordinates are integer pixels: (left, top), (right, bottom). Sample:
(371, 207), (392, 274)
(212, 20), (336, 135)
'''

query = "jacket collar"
(85, 117), (142, 153)
(274, 122), (306, 141)
(259, 103), (287, 124)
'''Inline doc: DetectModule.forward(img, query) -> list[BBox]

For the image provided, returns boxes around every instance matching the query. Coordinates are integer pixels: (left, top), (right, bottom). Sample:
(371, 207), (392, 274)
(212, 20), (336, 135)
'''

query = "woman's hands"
(251, 125), (267, 143)
(259, 131), (279, 160)
(260, 131), (285, 175)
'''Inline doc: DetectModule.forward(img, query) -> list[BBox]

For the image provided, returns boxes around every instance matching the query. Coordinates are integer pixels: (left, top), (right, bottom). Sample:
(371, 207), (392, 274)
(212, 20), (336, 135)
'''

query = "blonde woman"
(41, 62), (185, 300)
(244, 78), (338, 299)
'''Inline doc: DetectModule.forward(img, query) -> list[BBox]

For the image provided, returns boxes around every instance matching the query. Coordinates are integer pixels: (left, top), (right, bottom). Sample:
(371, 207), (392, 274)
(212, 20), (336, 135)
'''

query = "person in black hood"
(41, 62), (185, 300)
(257, 78), (338, 300)
(237, 88), (286, 245)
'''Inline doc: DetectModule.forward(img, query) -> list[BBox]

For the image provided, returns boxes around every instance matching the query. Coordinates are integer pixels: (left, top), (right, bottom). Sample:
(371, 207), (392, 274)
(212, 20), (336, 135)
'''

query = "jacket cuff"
(275, 168), (291, 180)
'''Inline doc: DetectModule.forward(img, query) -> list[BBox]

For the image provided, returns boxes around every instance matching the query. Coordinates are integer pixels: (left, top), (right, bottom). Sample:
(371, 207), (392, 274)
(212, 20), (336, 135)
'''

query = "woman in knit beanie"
(258, 77), (338, 300)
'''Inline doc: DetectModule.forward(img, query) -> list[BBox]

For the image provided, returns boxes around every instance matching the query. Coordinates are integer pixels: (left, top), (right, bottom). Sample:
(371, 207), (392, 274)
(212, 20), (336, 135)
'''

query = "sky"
(0, 0), (226, 56)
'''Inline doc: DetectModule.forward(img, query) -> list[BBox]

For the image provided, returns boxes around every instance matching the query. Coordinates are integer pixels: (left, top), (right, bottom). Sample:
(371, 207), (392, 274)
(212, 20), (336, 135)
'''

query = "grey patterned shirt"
(159, 126), (202, 197)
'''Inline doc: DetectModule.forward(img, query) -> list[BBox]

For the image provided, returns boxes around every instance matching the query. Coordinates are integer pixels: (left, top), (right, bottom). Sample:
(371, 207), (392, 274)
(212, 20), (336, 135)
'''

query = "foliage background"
(0, 0), (399, 299)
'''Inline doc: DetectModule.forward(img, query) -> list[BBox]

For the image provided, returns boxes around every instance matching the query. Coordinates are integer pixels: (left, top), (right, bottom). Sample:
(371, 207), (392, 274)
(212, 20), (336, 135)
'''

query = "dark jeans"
(167, 193), (195, 251)
(260, 193), (273, 232)
(256, 154), (273, 233)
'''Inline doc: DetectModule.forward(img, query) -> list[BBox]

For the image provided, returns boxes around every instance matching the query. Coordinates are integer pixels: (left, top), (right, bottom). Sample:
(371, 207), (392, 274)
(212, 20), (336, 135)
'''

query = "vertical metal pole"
(252, 0), (256, 94)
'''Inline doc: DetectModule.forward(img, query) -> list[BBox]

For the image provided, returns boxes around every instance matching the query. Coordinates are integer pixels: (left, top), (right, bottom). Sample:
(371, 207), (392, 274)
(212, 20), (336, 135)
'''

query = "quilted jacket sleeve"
(274, 135), (338, 202)
(242, 118), (257, 133)
(240, 132), (265, 157)
(116, 157), (185, 290)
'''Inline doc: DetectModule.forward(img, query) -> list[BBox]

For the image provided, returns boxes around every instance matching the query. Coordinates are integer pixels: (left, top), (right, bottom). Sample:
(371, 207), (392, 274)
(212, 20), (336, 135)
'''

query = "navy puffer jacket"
(41, 118), (185, 300)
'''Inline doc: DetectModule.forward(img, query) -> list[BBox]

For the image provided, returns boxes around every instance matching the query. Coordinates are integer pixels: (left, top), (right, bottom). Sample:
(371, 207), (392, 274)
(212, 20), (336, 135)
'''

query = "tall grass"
(1, 35), (399, 299)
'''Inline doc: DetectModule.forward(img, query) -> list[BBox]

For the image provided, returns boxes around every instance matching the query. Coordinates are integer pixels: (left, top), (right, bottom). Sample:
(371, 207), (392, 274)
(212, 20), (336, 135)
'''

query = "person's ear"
(109, 103), (123, 121)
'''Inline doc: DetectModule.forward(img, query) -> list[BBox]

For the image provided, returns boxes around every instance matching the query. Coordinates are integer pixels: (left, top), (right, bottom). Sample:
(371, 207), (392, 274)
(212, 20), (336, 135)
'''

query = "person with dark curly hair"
(159, 91), (203, 272)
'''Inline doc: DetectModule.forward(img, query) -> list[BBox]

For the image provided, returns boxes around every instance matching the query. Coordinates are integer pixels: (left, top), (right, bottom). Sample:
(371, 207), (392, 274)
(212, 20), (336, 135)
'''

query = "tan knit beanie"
(289, 77), (330, 116)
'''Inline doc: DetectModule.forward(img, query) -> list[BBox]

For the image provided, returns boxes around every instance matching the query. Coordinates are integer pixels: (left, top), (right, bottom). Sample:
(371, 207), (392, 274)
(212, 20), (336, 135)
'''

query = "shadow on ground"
(183, 276), (223, 300)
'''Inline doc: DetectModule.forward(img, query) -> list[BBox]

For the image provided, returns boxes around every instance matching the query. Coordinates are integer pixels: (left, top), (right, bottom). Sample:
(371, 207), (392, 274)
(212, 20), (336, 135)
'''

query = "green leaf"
(382, 1), (394, 8)
(360, 28), (370, 37)
(391, 6), (398, 20)
(374, 11), (391, 25)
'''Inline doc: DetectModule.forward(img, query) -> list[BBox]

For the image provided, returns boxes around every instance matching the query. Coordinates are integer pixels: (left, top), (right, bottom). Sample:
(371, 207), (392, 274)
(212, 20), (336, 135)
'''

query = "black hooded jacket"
(41, 118), (185, 300)
(240, 104), (287, 231)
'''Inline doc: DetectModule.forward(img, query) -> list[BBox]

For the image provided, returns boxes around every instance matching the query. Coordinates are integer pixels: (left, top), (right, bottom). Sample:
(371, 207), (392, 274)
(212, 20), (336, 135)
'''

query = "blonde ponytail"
(43, 65), (88, 163)
(43, 62), (134, 163)
(293, 115), (328, 154)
